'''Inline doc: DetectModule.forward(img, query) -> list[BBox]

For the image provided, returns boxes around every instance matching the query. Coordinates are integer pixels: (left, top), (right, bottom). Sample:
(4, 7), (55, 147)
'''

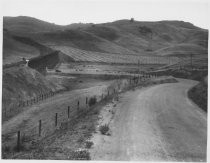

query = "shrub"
(85, 141), (94, 148)
(55, 69), (61, 72)
(88, 96), (97, 107)
(99, 124), (109, 135)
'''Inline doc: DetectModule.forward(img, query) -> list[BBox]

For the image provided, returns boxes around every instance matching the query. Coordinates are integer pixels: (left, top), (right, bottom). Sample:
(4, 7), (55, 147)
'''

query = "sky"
(1, 0), (209, 29)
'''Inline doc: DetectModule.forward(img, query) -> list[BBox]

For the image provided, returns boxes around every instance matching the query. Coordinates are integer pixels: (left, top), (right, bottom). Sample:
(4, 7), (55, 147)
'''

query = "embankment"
(2, 66), (64, 121)
(188, 77), (207, 112)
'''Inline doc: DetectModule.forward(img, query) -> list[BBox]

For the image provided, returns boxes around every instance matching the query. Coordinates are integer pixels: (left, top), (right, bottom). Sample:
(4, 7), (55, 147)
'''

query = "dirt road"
(90, 79), (207, 161)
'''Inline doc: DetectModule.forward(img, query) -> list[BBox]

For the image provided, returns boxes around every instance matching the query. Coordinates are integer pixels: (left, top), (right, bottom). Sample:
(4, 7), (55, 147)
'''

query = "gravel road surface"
(90, 79), (207, 161)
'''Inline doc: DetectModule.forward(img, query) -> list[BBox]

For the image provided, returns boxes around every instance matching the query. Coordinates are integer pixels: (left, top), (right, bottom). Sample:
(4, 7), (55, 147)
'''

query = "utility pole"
(190, 54), (193, 71)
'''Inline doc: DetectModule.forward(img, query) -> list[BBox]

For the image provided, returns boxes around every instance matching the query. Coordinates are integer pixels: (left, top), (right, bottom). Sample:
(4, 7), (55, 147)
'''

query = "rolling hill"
(3, 16), (208, 66)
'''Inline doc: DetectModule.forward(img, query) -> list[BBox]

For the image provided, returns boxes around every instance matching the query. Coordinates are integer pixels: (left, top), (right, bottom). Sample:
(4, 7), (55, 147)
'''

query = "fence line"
(3, 73), (159, 152)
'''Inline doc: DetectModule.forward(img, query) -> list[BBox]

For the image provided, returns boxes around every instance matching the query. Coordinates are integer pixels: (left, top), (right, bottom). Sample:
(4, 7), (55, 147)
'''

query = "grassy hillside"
(3, 17), (208, 64)
(102, 20), (208, 55)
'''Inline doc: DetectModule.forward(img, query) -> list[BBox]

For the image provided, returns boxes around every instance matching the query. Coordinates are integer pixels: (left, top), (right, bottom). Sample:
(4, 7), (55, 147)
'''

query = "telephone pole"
(190, 54), (193, 71)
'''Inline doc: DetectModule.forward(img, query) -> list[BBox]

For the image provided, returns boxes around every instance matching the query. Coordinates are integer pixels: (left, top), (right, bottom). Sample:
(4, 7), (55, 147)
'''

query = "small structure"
(25, 59), (29, 67)
(130, 18), (134, 22)
(22, 57), (29, 67)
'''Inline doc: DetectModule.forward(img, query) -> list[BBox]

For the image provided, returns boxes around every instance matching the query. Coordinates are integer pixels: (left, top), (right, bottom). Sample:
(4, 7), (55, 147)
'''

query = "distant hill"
(3, 16), (62, 34)
(3, 16), (208, 65)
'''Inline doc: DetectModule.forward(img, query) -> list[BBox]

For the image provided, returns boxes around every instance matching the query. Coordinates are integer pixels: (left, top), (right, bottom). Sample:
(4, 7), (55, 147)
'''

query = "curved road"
(90, 79), (207, 161)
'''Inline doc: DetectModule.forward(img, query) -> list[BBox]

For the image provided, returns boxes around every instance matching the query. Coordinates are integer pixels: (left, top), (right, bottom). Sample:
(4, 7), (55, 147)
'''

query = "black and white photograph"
(0, 0), (209, 161)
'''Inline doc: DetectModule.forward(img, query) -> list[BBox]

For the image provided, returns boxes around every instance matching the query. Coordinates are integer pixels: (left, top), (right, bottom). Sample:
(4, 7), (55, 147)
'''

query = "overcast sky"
(1, 0), (209, 29)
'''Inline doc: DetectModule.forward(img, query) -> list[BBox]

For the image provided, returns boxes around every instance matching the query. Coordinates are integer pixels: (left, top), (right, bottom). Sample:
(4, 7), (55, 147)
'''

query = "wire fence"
(2, 73), (158, 153)
(2, 89), (64, 122)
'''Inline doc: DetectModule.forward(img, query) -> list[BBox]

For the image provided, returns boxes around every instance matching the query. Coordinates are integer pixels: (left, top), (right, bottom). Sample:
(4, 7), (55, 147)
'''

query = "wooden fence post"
(55, 113), (58, 127)
(68, 106), (70, 118)
(39, 120), (42, 136)
(86, 97), (88, 105)
(17, 131), (21, 152)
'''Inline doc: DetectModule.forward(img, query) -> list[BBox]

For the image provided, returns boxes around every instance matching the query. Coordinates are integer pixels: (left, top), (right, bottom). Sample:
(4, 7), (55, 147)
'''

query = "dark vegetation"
(28, 50), (74, 72)
(88, 96), (97, 107)
(99, 124), (109, 135)
(85, 141), (94, 148)
(188, 78), (207, 112)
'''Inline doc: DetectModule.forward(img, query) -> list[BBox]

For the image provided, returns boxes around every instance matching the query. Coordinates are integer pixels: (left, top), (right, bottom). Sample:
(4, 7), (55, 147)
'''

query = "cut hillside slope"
(28, 50), (75, 72)
(2, 66), (64, 120)
(3, 30), (40, 64)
